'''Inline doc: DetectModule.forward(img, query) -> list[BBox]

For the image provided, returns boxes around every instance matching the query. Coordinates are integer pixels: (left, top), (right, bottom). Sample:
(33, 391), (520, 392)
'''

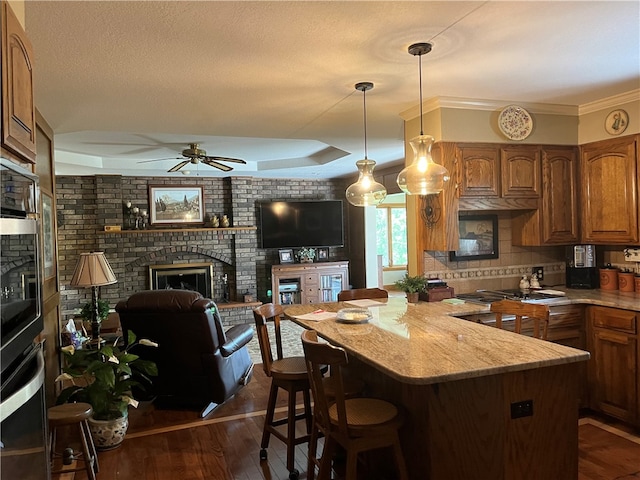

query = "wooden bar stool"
(48, 403), (99, 480)
(253, 303), (313, 480)
(301, 329), (408, 480)
(490, 299), (550, 340)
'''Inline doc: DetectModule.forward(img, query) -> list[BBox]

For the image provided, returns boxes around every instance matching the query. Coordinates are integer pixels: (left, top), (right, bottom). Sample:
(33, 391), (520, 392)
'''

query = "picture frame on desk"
(449, 214), (499, 261)
(278, 249), (294, 264)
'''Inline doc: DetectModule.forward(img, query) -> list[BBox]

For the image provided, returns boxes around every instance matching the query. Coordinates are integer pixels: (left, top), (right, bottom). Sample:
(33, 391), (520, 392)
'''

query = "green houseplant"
(394, 273), (427, 303)
(56, 330), (158, 449)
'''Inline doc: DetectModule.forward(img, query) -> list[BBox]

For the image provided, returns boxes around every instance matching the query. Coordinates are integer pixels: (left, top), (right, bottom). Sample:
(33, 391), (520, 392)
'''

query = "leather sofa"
(115, 289), (254, 417)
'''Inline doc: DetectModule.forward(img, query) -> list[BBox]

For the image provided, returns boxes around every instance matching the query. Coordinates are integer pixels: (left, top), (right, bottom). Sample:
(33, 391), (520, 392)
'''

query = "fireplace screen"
(149, 263), (214, 299)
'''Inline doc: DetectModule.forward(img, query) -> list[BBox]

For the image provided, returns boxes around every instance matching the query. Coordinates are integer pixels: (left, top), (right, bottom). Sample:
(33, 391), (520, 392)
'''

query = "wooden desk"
(285, 298), (589, 480)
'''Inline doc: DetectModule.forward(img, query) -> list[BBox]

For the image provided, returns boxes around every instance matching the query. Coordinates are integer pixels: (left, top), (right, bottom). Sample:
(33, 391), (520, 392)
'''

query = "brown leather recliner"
(115, 289), (254, 417)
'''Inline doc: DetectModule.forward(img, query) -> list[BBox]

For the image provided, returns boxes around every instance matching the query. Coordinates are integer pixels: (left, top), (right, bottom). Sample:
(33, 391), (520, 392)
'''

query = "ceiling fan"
(138, 143), (246, 172)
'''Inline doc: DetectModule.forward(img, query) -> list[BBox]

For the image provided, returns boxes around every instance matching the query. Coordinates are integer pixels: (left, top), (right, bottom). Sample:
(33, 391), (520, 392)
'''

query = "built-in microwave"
(0, 159), (42, 374)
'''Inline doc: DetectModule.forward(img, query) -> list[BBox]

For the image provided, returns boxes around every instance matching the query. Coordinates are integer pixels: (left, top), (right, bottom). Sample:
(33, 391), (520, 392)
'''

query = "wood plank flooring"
(53, 366), (640, 480)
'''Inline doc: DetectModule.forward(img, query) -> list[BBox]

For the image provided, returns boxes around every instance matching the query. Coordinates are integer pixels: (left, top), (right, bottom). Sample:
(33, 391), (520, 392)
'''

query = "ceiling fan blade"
(204, 155), (246, 165)
(168, 160), (190, 173)
(202, 159), (233, 172)
(138, 156), (182, 164)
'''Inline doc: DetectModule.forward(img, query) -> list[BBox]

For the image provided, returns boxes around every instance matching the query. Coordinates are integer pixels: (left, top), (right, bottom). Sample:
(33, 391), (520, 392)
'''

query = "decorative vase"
(406, 292), (419, 304)
(88, 413), (129, 451)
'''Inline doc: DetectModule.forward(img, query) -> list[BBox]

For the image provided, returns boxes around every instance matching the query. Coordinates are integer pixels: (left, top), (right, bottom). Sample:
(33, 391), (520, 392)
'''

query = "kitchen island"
(285, 297), (590, 480)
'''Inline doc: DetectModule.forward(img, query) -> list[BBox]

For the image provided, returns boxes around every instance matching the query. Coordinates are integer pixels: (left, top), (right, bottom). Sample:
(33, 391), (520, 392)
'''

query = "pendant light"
(346, 82), (387, 207)
(397, 42), (450, 195)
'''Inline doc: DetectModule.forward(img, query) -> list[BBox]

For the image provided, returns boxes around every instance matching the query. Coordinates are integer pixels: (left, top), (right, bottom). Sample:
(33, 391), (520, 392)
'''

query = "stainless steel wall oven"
(0, 158), (49, 478)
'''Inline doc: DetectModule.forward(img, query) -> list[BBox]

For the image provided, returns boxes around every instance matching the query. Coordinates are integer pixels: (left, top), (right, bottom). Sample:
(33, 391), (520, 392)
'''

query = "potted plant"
(394, 273), (427, 303)
(297, 247), (316, 263)
(55, 331), (158, 450)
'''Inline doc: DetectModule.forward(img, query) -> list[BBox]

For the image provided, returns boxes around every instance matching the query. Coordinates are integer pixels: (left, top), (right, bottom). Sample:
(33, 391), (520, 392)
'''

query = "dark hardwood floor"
(53, 366), (640, 480)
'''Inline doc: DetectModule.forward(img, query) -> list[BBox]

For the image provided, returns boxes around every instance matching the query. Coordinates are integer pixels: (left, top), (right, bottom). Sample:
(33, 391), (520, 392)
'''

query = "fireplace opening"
(149, 263), (214, 299)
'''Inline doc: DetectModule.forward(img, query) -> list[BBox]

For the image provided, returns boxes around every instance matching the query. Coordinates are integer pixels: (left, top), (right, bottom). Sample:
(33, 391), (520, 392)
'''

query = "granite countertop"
(284, 297), (591, 386)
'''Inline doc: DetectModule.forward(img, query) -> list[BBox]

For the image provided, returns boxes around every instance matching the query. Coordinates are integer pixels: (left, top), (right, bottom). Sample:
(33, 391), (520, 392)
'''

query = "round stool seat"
(49, 403), (93, 426)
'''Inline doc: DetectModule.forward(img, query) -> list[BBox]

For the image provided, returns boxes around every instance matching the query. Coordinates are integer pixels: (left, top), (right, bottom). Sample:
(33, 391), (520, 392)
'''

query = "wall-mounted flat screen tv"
(258, 200), (344, 249)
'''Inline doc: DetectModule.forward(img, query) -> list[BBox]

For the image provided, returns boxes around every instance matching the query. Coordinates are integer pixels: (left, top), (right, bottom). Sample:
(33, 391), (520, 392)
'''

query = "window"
(376, 205), (407, 268)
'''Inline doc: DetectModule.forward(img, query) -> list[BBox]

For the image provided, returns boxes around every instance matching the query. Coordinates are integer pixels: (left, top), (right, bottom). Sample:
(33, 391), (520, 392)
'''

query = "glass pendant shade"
(397, 134), (449, 195)
(346, 158), (387, 206)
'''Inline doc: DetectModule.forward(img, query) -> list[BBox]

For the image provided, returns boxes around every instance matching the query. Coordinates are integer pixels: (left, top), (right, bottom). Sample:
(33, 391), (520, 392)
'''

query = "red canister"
(634, 275), (640, 293)
(599, 265), (619, 290)
(618, 271), (635, 292)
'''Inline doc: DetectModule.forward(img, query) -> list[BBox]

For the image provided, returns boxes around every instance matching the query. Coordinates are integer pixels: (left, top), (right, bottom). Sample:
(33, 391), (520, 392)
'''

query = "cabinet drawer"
(304, 274), (318, 285)
(591, 306), (637, 333)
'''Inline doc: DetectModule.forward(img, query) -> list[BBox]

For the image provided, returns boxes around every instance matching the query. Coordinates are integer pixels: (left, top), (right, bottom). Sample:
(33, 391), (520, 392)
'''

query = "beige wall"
(578, 93), (640, 144)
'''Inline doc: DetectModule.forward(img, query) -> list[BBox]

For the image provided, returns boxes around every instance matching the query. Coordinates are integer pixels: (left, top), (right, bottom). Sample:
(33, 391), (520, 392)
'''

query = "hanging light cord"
(362, 87), (369, 159)
(418, 53), (424, 136)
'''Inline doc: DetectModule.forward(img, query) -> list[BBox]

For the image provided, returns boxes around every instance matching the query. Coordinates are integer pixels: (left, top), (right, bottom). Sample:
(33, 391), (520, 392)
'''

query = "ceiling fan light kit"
(397, 42), (450, 196)
(345, 82), (387, 207)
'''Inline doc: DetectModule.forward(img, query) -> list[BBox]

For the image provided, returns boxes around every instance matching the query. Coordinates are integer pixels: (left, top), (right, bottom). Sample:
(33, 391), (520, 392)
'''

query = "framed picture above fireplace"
(149, 185), (204, 225)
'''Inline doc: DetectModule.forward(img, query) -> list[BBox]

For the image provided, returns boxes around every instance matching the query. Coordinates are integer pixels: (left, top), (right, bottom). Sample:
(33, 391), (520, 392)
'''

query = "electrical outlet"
(511, 400), (534, 419)
(532, 266), (544, 281)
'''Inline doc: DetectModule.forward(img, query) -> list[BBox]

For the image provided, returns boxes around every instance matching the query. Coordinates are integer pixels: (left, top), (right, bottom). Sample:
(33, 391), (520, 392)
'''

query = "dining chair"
(337, 288), (388, 302)
(252, 303), (313, 480)
(301, 329), (408, 480)
(489, 299), (551, 340)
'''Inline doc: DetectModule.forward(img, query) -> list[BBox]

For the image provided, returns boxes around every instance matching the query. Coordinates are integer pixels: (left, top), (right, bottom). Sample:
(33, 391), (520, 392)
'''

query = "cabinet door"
(590, 328), (637, 423)
(541, 147), (579, 243)
(1, 2), (37, 163)
(581, 136), (638, 244)
(500, 146), (540, 198)
(318, 271), (345, 302)
(456, 144), (500, 197)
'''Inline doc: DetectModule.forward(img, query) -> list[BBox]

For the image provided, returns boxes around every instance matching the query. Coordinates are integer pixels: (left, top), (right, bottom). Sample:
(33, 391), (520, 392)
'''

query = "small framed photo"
(149, 185), (204, 225)
(449, 214), (499, 261)
(317, 247), (329, 261)
(278, 249), (294, 264)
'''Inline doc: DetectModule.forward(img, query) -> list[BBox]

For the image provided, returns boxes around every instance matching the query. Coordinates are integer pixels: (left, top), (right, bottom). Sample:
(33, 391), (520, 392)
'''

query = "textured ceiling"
(23, 1), (640, 179)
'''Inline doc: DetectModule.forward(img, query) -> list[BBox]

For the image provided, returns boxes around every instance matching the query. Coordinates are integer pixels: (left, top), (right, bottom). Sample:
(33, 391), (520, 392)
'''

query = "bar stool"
(253, 303), (313, 480)
(490, 299), (550, 340)
(48, 403), (99, 480)
(301, 329), (408, 480)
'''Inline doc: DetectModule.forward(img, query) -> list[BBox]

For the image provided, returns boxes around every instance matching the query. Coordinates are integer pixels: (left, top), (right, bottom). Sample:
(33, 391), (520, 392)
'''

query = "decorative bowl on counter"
(336, 308), (372, 324)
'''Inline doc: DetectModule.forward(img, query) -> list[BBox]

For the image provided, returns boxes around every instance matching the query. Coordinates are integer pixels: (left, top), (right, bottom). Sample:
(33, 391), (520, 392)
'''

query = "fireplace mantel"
(102, 226), (257, 234)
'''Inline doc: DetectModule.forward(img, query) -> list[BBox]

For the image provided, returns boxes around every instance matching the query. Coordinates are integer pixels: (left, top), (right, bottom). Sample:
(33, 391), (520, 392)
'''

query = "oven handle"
(0, 344), (45, 423)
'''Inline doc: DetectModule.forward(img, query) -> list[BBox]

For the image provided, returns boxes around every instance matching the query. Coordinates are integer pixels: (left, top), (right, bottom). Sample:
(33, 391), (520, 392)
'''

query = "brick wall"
(56, 174), (349, 326)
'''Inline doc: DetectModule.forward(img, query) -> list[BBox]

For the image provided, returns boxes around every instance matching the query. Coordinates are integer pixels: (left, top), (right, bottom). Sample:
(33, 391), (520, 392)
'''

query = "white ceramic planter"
(88, 413), (129, 451)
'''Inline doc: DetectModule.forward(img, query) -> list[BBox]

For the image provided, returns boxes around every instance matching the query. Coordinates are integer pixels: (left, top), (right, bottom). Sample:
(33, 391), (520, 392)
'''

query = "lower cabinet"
(587, 306), (638, 425)
(271, 261), (349, 305)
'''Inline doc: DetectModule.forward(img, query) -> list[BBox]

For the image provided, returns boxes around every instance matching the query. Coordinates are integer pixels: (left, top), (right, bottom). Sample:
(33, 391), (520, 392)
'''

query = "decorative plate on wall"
(498, 105), (533, 141)
(604, 109), (629, 135)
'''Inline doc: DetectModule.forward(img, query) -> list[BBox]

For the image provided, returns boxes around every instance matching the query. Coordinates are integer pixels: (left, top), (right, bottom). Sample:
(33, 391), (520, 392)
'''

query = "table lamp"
(70, 252), (117, 345)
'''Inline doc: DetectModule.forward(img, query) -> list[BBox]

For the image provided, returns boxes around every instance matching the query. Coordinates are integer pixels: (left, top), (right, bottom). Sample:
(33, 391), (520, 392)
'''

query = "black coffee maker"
(565, 245), (599, 289)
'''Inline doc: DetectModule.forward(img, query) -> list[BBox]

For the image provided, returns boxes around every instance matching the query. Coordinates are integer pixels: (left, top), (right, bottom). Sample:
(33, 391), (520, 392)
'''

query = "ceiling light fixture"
(345, 82), (387, 207)
(397, 42), (450, 195)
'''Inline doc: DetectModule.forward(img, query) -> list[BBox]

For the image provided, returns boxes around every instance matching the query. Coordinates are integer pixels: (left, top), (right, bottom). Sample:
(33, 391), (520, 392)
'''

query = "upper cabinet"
(512, 146), (579, 246)
(1, 1), (37, 163)
(500, 145), (541, 198)
(580, 136), (639, 245)
(457, 144), (500, 198)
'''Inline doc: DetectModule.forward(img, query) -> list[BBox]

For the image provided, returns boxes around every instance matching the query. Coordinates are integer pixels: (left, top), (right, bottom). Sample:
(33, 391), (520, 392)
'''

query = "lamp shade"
(397, 134), (450, 195)
(70, 252), (117, 287)
(346, 159), (387, 207)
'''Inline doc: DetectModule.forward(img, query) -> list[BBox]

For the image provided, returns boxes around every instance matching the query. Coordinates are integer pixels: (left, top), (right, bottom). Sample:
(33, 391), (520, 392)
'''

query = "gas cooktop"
(456, 289), (566, 305)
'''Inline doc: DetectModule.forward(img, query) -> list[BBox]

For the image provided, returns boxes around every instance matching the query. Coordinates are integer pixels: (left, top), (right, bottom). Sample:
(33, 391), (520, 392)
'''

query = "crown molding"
(578, 89), (640, 115)
(399, 96), (578, 120)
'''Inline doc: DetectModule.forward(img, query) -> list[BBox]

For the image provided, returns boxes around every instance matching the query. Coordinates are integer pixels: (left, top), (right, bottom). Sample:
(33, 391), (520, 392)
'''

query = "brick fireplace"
(149, 262), (215, 299)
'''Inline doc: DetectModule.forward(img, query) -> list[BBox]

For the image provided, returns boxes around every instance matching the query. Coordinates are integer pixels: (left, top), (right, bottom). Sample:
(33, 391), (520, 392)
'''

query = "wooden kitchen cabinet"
(1, 1), (37, 163)
(580, 136), (639, 244)
(587, 306), (638, 425)
(511, 146), (579, 245)
(271, 261), (349, 305)
(500, 145), (541, 198)
(456, 144), (500, 198)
